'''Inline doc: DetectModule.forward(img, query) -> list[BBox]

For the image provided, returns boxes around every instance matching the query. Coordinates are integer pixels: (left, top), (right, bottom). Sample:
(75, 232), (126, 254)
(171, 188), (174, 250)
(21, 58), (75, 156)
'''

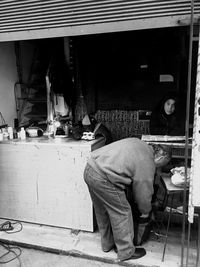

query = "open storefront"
(0, 0), (200, 266)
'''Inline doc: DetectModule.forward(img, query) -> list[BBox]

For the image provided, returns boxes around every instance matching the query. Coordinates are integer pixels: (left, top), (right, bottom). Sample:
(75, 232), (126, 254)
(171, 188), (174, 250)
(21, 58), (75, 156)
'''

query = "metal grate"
(0, 0), (199, 40)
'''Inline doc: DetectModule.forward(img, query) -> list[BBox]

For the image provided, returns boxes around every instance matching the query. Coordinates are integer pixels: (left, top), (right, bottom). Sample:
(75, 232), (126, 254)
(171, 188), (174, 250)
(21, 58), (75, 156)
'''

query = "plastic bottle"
(0, 130), (3, 141)
(13, 128), (18, 139)
(7, 126), (13, 140)
(64, 123), (69, 137)
(20, 127), (26, 140)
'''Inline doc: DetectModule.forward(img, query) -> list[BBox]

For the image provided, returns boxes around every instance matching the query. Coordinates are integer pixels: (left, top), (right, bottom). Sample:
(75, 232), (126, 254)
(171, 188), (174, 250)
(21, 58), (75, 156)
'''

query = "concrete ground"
(0, 218), (199, 267)
(0, 245), (123, 267)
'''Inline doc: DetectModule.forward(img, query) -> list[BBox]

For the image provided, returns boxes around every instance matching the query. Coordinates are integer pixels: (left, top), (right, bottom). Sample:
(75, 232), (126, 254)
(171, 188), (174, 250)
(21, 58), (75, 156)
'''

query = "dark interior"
(75, 27), (192, 118)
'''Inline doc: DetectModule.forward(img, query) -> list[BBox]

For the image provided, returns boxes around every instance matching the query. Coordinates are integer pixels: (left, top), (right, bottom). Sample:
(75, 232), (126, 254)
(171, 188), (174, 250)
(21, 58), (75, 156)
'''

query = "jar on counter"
(2, 128), (9, 140)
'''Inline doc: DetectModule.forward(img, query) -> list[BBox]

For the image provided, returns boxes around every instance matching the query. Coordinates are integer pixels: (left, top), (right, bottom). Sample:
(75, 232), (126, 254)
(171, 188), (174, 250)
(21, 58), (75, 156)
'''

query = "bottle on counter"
(0, 129), (3, 141)
(7, 126), (14, 140)
(13, 128), (18, 139)
(20, 127), (26, 140)
(64, 123), (70, 137)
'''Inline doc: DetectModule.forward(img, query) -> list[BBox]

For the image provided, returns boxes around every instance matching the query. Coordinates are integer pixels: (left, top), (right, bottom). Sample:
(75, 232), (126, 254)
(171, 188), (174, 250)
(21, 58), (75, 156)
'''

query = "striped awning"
(0, 0), (199, 41)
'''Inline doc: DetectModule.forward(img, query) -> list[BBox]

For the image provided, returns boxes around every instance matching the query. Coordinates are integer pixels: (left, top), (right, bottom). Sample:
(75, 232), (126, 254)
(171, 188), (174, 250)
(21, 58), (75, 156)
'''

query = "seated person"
(150, 92), (185, 136)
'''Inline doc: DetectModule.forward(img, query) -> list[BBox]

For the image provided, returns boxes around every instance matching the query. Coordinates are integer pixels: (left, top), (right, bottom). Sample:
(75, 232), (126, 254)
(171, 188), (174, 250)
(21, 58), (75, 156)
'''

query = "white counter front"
(0, 137), (105, 232)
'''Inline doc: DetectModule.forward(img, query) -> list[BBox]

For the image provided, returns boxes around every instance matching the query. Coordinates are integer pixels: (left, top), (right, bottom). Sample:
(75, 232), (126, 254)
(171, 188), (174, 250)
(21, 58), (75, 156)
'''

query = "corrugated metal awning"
(0, 0), (200, 41)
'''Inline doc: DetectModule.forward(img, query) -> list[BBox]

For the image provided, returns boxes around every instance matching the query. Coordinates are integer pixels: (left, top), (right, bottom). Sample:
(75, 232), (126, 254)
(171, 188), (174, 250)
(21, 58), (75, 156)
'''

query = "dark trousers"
(84, 163), (135, 261)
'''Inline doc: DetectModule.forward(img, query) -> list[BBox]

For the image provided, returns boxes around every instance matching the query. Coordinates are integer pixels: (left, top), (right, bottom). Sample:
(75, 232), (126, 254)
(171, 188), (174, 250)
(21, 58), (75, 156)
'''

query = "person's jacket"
(149, 111), (182, 135)
(149, 94), (185, 136)
(88, 138), (155, 215)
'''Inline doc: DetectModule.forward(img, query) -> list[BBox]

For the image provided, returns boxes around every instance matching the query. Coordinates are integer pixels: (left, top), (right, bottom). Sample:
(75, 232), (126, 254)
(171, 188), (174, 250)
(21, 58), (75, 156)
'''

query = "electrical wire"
(5, 221), (23, 234)
(0, 242), (22, 266)
(0, 221), (23, 234)
(0, 220), (23, 266)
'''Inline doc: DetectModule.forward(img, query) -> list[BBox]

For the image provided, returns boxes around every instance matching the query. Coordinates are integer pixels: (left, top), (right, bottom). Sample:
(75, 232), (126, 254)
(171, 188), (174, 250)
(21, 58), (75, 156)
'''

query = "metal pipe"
(186, 222), (191, 267)
(181, 0), (194, 266)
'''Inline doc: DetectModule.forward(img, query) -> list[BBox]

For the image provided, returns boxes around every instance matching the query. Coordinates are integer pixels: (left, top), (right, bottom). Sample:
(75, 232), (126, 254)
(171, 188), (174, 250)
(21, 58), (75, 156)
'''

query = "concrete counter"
(0, 137), (105, 232)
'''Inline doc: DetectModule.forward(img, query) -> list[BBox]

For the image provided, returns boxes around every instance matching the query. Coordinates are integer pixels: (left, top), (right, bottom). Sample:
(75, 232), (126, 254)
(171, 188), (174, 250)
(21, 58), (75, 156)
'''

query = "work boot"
(103, 245), (117, 253)
(120, 248), (146, 261)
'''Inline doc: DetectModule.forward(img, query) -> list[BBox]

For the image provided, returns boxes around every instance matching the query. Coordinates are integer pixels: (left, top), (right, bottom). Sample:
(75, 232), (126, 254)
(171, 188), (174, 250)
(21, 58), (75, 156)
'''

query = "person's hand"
(138, 213), (150, 224)
(134, 214), (153, 246)
(140, 213), (149, 218)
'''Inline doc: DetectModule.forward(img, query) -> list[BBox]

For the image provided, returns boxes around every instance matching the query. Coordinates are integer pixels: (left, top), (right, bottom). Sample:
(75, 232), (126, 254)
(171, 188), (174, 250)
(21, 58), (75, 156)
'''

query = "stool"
(159, 174), (186, 262)
(159, 175), (200, 265)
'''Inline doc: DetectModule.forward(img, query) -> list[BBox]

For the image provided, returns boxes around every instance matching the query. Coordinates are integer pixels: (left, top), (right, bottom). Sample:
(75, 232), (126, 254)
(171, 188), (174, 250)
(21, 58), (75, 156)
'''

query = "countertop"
(0, 136), (104, 147)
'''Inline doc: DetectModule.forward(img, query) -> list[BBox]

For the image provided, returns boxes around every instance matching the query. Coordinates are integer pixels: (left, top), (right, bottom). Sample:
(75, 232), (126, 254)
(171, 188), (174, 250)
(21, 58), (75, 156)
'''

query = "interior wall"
(0, 42), (18, 128)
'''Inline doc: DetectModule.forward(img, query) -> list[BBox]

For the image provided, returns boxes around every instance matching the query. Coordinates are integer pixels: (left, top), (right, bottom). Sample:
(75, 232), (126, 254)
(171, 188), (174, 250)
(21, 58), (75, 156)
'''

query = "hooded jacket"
(149, 93), (184, 136)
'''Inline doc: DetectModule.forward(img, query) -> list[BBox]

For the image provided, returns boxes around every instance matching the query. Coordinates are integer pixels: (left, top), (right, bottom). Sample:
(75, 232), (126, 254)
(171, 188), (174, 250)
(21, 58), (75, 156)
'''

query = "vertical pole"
(181, 1), (194, 266)
(46, 74), (53, 123)
(186, 222), (191, 267)
(196, 214), (200, 267)
(190, 20), (200, 267)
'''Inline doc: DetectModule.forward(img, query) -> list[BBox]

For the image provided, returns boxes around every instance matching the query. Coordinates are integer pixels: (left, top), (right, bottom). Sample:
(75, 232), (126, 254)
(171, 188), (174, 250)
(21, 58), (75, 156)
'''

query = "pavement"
(0, 219), (197, 267)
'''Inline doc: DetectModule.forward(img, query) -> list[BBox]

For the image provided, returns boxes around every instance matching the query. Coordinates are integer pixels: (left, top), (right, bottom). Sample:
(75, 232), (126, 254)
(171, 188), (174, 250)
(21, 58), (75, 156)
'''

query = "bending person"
(84, 137), (171, 262)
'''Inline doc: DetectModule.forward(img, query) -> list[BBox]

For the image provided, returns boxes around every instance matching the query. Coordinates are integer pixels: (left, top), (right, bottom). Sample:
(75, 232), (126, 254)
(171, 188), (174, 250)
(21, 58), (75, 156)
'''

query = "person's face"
(154, 148), (170, 168)
(164, 99), (176, 115)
